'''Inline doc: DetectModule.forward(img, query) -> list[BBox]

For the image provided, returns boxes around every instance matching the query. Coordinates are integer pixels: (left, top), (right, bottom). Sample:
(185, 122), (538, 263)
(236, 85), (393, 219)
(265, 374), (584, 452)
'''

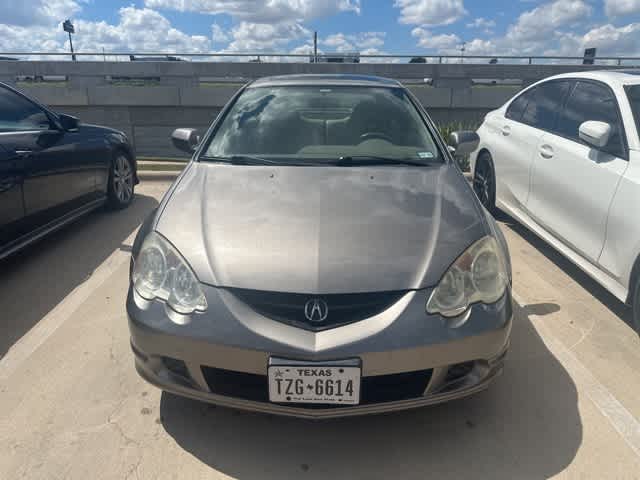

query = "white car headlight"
(427, 236), (508, 318)
(132, 232), (207, 314)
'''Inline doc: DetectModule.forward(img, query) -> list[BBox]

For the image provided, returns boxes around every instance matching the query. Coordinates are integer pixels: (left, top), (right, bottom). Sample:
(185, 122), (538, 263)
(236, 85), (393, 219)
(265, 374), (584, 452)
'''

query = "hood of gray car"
(156, 162), (487, 294)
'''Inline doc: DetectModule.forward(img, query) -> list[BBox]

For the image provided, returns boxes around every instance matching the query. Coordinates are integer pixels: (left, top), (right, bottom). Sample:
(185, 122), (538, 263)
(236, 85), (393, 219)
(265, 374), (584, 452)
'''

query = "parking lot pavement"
(1, 179), (640, 480)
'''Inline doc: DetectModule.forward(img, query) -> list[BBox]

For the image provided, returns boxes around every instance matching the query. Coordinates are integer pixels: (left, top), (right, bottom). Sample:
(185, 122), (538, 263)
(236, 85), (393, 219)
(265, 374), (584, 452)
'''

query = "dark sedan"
(0, 82), (138, 259)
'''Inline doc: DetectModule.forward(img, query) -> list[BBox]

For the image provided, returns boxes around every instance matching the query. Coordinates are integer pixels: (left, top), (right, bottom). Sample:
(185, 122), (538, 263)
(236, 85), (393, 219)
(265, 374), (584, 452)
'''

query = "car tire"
(473, 152), (496, 213)
(107, 153), (135, 209)
(633, 278), (640, 337)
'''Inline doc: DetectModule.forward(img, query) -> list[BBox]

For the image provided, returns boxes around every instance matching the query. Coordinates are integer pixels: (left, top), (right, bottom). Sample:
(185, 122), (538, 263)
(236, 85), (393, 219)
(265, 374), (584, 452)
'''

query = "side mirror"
(171, 128), (199, 153)
(579, 121), (611, 149)
(448, 130), (480, 156)
(58, 113), (79, 131)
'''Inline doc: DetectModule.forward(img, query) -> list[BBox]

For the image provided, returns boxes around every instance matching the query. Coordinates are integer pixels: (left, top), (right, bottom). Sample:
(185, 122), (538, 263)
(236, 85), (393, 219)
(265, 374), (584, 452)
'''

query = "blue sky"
(0, 1), (639, 58)
(77, 1), (576, 52)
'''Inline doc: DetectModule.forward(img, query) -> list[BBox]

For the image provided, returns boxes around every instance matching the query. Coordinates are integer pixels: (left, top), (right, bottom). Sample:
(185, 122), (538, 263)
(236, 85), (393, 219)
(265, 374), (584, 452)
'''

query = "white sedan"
(463, 70), (640, 335)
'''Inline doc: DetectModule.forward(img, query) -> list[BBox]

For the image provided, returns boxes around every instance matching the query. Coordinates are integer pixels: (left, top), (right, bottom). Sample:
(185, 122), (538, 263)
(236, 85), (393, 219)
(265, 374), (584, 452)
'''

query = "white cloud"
(259, 42), (317, 63)
(2, 0), (638, 61)
(466, 17), (496, 29)
(581, 22), (640, 53)
(361, 48), (401, 64)
(464, 38), (498, 54)
(506, 0), (591, 43)
(0, 2), (316, 57)
(546, 23), (640, 56)
(442, 0), (594, 57)
(323, 33), (355, 51)
(142, 1), (362, 54)
(411, 28), (460, 49)
(290, 43), (318, 55)
(457, 23), (639, 60)
(604, 0), (640, 16)
(224, 21), (309, 52)
(0, 24), (62, 56)
(322, 32), (386, 52)
(291, 32), (388, 62)
(0, 0), (82, 26)
(394, 0), (467, 27)
(411, 0), (638, 60)
(144, 0), (360, 23)
(79, 7), (210, 52)
(360, 47), (382, 55)
(0, 7), (211, 55)
(212, 23), (230, 43)
(357, 32), (386, 49)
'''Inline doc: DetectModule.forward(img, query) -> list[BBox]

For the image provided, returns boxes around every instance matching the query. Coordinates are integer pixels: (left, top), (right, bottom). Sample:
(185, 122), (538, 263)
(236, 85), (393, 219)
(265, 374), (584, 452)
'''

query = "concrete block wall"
(2, 61), (635, 157)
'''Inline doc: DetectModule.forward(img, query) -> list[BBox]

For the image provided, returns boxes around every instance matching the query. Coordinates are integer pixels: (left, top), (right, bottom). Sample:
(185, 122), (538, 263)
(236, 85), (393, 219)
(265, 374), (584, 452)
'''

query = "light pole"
(460, 41), (466, 64)
(314, 31), (318, 63)
(62, 19), (76, 61)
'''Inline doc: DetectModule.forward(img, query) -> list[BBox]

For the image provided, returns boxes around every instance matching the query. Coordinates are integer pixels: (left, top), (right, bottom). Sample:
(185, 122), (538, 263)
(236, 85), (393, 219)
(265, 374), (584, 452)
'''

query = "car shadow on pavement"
(0, 194), (159, 359)
(160, 300), (582, 480)
(496, 211), (635, 330)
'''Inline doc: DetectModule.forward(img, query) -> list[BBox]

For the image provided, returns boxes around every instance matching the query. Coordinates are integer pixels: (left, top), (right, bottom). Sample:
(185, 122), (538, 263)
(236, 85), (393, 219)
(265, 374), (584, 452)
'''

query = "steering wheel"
(360, 132), (392, 143)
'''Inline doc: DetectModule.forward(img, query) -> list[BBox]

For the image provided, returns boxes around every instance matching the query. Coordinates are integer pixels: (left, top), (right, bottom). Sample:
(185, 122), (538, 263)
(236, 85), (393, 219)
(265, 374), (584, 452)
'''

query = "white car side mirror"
(579, 121), (611, 149)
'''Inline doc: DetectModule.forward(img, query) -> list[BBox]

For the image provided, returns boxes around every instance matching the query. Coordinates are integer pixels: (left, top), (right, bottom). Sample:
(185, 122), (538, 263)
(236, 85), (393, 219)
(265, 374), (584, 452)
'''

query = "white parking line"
(512, 291), (640, 458)
(0, 232), (135, 382)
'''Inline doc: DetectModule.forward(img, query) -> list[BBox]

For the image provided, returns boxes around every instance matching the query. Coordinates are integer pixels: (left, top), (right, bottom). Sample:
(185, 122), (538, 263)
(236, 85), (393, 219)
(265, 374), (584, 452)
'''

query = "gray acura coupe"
(127, 75), (512, 419)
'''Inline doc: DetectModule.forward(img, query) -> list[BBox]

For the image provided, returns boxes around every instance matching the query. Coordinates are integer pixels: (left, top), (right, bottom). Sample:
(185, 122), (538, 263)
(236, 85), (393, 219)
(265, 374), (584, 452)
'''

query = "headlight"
(132, 232), (207, 314)
(427, 236), (508, 318)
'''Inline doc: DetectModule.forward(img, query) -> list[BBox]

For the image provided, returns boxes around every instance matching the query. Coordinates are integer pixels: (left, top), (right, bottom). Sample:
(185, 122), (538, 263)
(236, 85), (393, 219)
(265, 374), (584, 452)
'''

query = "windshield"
(627, 85), (640, 142)
(202, 85), (442, 164)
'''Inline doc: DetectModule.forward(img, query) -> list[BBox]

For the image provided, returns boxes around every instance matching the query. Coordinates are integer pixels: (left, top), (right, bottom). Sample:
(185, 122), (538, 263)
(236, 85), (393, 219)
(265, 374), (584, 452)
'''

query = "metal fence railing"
(1, 52), (640, 66)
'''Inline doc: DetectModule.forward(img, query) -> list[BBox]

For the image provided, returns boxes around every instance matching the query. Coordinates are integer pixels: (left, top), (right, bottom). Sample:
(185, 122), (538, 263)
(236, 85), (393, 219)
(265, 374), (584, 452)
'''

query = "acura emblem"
(304, 298), (329, 323)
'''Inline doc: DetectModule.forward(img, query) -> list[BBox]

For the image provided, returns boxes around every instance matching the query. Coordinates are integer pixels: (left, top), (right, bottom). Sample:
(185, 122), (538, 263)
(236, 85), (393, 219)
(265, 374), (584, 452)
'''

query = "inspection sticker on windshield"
(418, 151), (434, 159)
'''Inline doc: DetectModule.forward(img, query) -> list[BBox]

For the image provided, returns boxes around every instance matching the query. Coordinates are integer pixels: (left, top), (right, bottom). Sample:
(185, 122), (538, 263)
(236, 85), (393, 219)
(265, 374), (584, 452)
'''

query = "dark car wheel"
(108, 153), (135, 209)
(473, 152), (496, 213)
(633, 278), (640, 337)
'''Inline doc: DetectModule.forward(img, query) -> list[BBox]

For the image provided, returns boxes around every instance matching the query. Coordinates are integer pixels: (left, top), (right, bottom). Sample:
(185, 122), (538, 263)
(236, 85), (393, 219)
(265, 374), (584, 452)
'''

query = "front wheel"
(473, 152), (496, 213)
(108, 154), (135, 209)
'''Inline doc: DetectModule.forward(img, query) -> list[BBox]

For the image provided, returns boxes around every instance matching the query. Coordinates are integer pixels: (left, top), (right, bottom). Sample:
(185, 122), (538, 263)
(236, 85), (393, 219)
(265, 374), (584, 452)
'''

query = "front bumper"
(127, 285), (512, 419)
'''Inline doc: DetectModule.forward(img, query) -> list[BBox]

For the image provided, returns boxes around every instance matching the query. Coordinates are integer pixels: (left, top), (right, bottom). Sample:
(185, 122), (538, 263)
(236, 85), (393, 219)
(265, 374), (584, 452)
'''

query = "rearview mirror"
(579, 121), (611, 149)
(171, 128), (200, 153)
(448, 131), (480, 156)
(58, 113), (79, 131)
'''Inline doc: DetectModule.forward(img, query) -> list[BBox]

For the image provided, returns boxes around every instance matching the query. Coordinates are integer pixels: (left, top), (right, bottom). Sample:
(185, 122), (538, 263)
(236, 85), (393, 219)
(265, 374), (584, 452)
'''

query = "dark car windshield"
(202, 85), (442, 165)
(627, 85), (640, 142)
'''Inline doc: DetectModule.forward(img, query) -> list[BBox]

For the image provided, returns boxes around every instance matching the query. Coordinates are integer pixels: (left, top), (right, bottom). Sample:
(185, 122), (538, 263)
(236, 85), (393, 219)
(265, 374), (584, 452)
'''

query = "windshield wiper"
(199, 154), (437, 167)
(335, 155), (436, 167)
(200, 155), (329, 166)
(199, 155), (281, 165)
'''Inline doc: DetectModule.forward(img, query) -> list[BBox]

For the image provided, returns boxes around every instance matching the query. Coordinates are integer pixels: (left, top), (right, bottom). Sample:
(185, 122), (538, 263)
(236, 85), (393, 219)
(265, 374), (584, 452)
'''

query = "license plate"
(268, 363), (361, 405)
